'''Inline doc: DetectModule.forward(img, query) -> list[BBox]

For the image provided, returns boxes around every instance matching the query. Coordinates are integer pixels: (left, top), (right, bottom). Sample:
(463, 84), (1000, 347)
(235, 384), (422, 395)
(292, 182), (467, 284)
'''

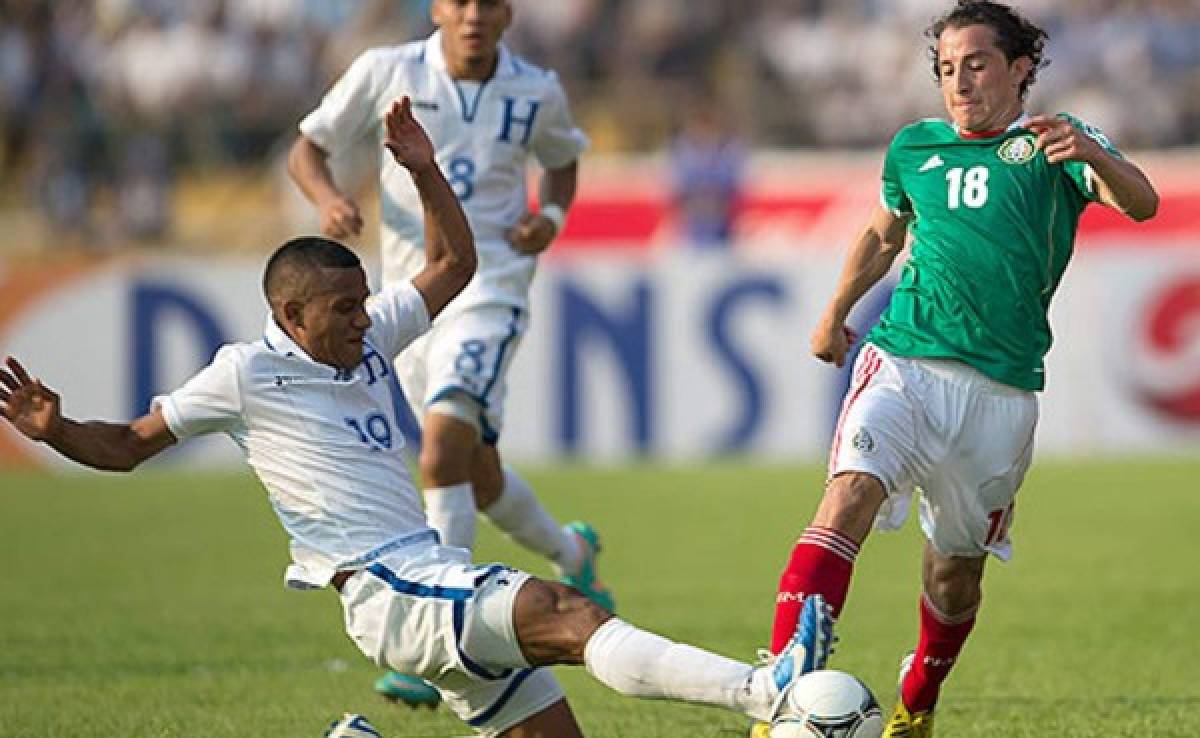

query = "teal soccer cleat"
(373, 671), (441, 709)
(560, 521), (616, 613)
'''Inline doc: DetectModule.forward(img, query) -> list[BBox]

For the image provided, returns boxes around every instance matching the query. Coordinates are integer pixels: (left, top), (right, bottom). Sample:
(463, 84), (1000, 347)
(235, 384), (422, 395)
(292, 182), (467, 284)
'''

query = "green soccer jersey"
(867, 113), (1119, 390)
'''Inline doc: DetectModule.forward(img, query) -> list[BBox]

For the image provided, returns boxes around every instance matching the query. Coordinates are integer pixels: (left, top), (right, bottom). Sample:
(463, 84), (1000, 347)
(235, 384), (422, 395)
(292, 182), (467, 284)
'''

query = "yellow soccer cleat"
(882, 699), (934, 737)
(747, 721), (772, 738)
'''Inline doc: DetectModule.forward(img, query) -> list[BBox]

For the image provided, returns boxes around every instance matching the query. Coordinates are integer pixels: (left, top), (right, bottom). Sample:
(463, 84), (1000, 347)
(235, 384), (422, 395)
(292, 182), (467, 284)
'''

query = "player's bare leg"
(499, 699), (583, 738)
(811, 472), (886, 540)
(922, 544), (985, 617)
(751, 472), (886, 737)
(510, 579), (800, 723)
(420, 398), (606, 605)
(906, 545), (985, 713)
(770, 471), (882, 650)
(470, 440), (505, 507)
(884, 545), (985, 736)
(379, 408), (613, 706)
(511, 580), (610, 665)
(476, 442), (615, 612)
(421, 410), (482, 547)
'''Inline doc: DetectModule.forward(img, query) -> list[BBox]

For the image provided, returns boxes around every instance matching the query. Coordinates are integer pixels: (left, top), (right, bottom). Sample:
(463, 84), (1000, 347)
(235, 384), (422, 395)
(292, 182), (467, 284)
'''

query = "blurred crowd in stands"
(1, 0), (1197, 246)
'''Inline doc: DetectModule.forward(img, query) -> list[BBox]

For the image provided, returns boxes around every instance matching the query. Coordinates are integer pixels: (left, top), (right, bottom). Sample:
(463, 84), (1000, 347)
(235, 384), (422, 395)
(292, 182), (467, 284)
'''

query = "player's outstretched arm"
(1028, 114), (1158, 222)
(509, 160), (579, 256)
(812, 204), (909, 367)
(287, 135), (364, 240)
(0, 356), (176, 472)
(385, 96), (477, 319)
(1083, 151), (1158, 222)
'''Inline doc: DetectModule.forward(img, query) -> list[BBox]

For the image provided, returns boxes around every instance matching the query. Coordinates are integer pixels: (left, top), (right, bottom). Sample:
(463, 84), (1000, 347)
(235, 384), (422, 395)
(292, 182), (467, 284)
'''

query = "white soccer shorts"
(828, 343), (1039, 560)
(338, 545), (563, 736)
(394, 303), (528, 444)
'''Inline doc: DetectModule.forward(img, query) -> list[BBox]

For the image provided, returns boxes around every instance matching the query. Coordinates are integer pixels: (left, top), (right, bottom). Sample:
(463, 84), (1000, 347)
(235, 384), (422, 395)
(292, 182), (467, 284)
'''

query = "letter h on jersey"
(497, 97), (540, 145)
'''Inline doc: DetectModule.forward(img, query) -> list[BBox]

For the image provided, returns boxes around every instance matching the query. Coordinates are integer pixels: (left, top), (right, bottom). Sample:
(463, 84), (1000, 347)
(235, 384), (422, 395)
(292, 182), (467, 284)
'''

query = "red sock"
(769, 526), (859, 653)
(900, 594), (978, 714)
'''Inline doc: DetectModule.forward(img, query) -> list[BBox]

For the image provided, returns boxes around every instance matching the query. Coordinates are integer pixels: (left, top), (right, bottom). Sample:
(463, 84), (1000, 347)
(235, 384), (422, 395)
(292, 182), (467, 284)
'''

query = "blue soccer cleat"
(769, 594), (837, 718)
(373, 671), (441, 709)
(560, 521), (616, 613)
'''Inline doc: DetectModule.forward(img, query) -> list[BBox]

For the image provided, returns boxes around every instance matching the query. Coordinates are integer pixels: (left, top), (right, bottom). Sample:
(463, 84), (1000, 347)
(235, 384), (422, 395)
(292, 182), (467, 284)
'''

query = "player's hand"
(0, 357), (63, 442)
(384, 96), (436, 174)
(506, 212), (557, 255)
(318, 194), (363, 240)
(811, 319), (859, 368)
(1028, 114), (1102, 165)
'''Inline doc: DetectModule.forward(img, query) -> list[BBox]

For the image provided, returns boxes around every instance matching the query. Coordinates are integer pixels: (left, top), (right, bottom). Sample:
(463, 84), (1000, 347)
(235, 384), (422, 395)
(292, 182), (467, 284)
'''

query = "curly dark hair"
(926, 0), (1049, 100)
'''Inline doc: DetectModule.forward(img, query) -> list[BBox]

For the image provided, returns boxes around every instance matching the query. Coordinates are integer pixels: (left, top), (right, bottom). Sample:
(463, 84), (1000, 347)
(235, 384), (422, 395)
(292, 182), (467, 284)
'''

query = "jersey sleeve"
(298, 49), (387, 157)
(1059, 114), (1122, 203)
(154, 346), (243, 439)
(531, 72), (589, 170)
(365, 280), (432, 359)
(880, 134), (913, 216)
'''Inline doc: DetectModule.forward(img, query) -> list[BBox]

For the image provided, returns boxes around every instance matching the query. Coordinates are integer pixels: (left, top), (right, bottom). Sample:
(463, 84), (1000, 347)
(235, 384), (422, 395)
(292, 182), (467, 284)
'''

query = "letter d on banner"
(130, 282), (228, 418)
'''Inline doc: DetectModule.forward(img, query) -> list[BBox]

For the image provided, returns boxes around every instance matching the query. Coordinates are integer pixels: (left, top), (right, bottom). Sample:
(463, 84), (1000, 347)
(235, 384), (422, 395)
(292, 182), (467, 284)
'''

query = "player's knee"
(924, 555), (984, 615)
(551, 585), (611, 660)
(925, 578), (981, 617)
(539, 579), (609, 632)
(513, 579), (610, 665)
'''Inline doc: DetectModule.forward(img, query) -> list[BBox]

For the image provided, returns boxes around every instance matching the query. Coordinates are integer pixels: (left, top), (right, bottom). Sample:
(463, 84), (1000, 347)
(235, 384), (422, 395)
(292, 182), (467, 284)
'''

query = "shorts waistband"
(342, 529), (441, 569)
(332, 529), (442, 592)
(890, 353), (1030, 397)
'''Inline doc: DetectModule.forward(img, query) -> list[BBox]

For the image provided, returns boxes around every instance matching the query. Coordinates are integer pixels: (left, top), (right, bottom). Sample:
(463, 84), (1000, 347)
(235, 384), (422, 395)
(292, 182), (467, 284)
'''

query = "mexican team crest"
(851, 428), (875, 453)
(997, 134), (1037, 165)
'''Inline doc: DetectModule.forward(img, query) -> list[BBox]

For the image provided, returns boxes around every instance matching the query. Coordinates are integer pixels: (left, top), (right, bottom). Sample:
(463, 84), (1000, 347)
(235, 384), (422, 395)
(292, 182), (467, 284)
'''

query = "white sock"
(583, 618), (777, 721)
(424, 483), (476, 550)
(483, 468), (581, 574)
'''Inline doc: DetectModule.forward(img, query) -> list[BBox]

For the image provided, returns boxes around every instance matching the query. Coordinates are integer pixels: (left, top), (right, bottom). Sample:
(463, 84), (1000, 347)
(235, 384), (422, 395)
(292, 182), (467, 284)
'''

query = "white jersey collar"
(424, 29), (517, 80)
(263, 314), (317, 363)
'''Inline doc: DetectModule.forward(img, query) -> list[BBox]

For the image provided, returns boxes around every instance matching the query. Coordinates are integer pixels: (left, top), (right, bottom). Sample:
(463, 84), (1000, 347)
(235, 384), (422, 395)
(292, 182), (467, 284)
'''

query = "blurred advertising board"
(2, 244), (1198, 470)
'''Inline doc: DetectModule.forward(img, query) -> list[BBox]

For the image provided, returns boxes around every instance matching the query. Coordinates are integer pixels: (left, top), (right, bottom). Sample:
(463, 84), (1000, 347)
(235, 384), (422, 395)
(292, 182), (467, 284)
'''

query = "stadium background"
(1, 3), (1199, 737)
(1, 0), (1198, 467)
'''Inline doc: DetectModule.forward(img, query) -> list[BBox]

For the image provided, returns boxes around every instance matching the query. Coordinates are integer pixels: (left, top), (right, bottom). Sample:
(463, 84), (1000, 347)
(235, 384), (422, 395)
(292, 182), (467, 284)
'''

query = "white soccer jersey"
(298, 30), (589, 311)
(156, 281), (437, 590)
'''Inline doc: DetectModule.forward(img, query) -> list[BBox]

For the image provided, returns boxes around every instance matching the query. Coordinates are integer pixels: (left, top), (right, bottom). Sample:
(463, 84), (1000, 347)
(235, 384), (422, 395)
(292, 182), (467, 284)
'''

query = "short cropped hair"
(263, 236), (361, 303)
(927, 0), (1049, 100)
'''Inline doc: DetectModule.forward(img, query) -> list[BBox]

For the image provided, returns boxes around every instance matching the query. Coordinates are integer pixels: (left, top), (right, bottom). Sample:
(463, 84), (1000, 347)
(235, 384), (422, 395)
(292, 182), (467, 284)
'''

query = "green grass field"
(2, 459), (1199, 737)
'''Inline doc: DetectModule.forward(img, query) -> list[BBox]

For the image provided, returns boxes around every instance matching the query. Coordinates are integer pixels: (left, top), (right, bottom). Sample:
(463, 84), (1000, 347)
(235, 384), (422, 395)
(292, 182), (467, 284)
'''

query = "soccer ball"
(771, 670), (883, 738)
(325, 713), (382, 738)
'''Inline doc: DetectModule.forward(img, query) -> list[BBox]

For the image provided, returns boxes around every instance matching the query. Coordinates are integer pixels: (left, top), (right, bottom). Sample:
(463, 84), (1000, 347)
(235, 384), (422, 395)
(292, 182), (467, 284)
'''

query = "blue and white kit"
(155, 281), (564, 735)
(299, 30), (588, 439)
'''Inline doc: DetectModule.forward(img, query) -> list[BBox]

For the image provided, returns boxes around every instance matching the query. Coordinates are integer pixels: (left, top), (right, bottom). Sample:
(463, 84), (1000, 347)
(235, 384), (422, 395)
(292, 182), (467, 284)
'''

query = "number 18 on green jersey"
(868, 114), (1119, 391)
